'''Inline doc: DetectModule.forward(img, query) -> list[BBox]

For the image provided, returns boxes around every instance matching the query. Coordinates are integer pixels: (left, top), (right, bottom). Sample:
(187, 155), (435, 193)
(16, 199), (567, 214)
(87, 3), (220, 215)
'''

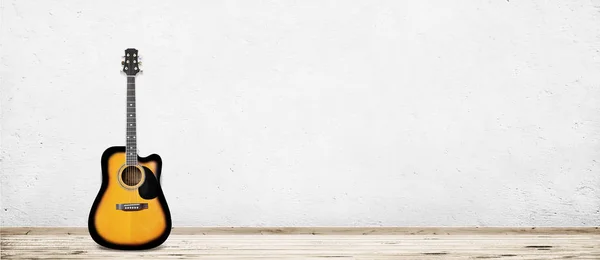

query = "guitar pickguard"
(138, 166), (159, 200)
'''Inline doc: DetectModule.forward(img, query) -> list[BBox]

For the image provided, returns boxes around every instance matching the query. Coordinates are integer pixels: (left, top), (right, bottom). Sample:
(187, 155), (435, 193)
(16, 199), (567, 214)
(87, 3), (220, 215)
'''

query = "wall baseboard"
(2, 227), (599, 235)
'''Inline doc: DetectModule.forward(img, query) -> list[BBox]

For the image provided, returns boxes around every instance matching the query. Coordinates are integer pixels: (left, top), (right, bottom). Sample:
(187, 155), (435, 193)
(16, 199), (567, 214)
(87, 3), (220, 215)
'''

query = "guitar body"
(88, 146), (171, 250)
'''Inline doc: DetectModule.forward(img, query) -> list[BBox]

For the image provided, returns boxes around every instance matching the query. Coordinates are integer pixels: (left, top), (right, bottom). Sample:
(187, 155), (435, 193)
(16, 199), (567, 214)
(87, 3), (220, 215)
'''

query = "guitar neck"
(126, 76), (137, 165)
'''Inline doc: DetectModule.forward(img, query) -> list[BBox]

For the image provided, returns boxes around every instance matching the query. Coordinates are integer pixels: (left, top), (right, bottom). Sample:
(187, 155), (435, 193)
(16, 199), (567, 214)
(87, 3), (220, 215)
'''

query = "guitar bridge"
(116, 203), (148, 211)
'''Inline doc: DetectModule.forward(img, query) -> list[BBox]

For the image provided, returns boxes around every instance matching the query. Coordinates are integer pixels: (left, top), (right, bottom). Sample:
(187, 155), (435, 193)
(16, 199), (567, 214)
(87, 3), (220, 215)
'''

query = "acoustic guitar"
(88, 48), (171, 250)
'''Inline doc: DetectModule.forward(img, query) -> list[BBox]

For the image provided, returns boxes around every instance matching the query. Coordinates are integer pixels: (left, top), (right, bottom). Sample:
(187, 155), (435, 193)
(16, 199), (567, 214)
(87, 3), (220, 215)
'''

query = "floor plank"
(1, 228), (599, 259)
(3, 227), (600, 235)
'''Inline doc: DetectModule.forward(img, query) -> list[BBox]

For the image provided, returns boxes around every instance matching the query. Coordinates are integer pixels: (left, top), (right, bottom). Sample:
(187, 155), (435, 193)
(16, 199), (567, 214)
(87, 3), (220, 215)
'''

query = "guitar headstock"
(121, 48), (142, 76)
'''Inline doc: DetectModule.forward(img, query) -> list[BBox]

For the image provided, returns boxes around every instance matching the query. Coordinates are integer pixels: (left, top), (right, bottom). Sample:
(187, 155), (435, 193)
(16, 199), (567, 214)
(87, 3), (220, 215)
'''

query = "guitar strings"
(127, 75), (134, 207)
(124, 60), (138, 214)
(127, 75), (131, 205)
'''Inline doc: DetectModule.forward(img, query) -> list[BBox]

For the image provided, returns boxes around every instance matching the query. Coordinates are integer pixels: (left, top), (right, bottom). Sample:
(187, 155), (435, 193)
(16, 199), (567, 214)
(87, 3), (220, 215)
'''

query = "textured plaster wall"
(1, 0), (600, 227)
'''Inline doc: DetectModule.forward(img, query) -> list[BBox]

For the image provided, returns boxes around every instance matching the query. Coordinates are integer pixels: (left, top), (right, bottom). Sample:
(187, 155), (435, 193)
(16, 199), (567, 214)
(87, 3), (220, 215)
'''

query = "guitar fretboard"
(126, 76), (137, 165)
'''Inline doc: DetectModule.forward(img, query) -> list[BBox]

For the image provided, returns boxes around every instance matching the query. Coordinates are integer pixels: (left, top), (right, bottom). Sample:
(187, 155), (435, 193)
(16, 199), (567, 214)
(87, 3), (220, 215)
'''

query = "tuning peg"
(121, 61), (125, 65)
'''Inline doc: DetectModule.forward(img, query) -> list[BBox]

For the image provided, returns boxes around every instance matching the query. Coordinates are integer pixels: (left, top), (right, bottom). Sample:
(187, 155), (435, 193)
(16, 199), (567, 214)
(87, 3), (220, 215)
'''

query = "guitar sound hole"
(121, 166), (143, 186)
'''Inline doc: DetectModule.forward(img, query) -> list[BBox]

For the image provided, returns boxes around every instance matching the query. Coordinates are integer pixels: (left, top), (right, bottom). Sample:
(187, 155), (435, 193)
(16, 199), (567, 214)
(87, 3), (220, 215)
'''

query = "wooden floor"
(1, 227), (599, 259)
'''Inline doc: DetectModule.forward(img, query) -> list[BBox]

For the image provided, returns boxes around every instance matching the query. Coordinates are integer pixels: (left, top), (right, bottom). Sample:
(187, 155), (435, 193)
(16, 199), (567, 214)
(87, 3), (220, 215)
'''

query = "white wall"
(2, 0), (600, 227)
